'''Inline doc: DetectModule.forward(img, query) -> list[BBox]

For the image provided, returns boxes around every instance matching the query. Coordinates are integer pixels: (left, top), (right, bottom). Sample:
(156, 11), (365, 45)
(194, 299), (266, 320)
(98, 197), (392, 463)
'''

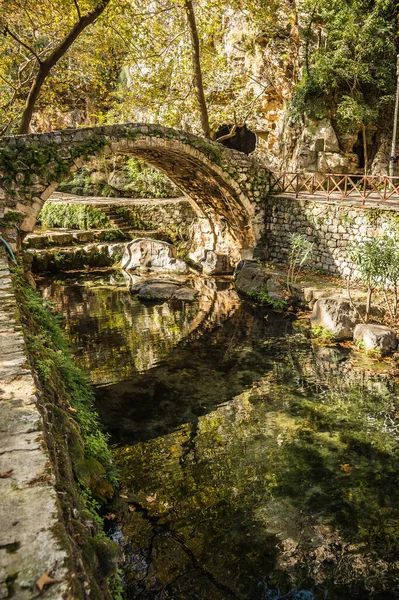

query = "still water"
(39, 272), (399, 600)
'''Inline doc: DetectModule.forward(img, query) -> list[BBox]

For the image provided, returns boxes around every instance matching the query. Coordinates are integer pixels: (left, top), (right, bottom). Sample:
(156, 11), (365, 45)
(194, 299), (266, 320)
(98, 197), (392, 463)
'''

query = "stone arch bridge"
(0, 123), (270, 269)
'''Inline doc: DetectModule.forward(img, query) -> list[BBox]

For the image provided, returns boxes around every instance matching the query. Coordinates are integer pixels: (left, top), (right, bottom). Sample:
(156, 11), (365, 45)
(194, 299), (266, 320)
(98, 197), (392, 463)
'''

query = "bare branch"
(215, 123), (237, 143)
(73, 0), (82, 20)
(1, 25), (42, 63)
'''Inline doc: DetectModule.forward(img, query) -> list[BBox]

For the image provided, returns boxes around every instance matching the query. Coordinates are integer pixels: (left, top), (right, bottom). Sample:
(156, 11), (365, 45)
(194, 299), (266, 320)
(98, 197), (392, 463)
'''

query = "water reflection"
(39, 272), (239, 384)
(40, 274), (399, 600)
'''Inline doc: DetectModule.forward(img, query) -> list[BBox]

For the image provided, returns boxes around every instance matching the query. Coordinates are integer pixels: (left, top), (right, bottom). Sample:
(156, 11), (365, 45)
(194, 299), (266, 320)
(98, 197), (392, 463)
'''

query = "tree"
(105, 0), (280, 134)
(0, 0), (114, 134)
(183, 0), (210, 137)
(289, 0), (397, 148)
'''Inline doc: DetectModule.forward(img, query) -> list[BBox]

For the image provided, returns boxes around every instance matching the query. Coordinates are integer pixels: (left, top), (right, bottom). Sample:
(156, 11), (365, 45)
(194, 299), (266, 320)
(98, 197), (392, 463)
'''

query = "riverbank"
(0, 251), (121, 599)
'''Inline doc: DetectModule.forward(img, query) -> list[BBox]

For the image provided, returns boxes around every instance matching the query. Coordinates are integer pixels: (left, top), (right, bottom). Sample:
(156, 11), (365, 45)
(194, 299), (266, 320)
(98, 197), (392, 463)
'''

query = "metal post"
(389, 55), (399, 178)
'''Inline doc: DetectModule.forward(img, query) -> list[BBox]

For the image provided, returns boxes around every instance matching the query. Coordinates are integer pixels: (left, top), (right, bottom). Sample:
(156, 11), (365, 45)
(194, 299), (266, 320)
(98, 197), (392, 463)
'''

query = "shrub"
(37, 202), (112, 230)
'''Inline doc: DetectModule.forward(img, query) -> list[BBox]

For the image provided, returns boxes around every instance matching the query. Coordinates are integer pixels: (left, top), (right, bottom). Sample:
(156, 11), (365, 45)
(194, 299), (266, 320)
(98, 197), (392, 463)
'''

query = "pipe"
(0, 237), (17, 264)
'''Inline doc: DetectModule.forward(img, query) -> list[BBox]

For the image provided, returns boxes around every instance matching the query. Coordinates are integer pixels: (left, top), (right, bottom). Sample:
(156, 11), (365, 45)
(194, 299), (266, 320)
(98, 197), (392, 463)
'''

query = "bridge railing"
(269, 172), (399, 203)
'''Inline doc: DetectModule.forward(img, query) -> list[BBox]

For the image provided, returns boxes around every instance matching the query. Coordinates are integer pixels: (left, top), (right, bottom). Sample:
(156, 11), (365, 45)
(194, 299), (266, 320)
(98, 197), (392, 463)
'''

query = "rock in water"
(234, 260), (265, 295)
(353, 324), (397, 356)
(127, 277), (198, 302)
(122, 239), (188, 274)
(200, 250), (233, 275)
(311, 297), (383, 340)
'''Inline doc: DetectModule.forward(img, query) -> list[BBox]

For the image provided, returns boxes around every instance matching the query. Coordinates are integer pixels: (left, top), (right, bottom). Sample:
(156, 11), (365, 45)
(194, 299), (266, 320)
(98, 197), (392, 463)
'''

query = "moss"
(11, 265), (121, 598)
(0, 136), (106, 192)
(0, 211), (24, 228)
(189, 138), (223, 165)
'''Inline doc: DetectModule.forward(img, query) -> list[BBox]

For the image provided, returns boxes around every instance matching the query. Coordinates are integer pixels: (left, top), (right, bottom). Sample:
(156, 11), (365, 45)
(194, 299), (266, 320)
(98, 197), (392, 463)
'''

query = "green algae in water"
(39, 274), (399, 600)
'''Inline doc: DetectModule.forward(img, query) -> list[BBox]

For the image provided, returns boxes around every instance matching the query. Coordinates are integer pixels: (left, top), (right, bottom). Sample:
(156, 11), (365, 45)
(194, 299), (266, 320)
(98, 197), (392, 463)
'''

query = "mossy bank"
(11, 265), (122, 599)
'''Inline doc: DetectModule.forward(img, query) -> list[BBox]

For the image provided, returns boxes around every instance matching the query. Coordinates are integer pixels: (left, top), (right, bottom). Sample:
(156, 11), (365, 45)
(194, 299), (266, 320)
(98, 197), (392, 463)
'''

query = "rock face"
(234, 260), (265, 295)
(234, 260), (285, 302)
(311, 297), (383, 340)
(128, 277), (198, 302)
(353, 324), (397, 356)
(199, 250), (233, 275)
(122, 239), (188, 274)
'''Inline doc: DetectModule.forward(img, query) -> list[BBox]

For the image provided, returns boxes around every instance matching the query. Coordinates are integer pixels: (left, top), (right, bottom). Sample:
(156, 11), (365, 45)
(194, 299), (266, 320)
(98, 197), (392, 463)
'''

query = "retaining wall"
(0, 249), (70, 599)
(263, 195), (399, 277)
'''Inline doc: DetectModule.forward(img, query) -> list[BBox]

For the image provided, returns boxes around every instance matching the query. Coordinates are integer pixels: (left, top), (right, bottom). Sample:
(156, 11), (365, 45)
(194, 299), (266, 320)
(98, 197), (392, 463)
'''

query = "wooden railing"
(269, 172), (399, 203)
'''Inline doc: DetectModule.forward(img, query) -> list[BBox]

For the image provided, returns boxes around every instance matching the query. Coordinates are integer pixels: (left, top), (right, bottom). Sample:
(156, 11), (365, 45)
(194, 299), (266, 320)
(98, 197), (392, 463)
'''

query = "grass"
(247, 286), (288, 310)
(312, 325), (336, 343)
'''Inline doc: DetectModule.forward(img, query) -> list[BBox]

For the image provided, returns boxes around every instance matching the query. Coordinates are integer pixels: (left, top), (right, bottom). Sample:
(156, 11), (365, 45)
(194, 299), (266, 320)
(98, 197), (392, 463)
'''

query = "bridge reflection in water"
(39, 271), (399, 600)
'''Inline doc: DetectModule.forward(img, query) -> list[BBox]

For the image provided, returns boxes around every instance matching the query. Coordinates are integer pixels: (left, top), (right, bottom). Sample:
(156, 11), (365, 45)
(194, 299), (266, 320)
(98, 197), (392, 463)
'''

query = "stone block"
(354, 324), (397, 356)
(311, 297), (383, 340)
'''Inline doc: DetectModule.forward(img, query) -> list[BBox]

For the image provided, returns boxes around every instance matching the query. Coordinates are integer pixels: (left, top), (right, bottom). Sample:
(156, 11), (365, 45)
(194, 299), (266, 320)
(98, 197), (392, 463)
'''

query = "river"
(38, 271), (399, 600)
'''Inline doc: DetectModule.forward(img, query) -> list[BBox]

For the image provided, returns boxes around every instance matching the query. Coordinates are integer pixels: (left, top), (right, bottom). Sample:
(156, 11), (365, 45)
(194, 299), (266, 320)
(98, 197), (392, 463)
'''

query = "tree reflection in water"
(40, 273), (399, 600)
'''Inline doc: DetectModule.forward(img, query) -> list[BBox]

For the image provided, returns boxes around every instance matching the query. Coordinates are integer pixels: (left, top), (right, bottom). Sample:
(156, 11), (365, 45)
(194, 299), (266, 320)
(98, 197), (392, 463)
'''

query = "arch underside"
(111, 145), (255, 265)
(1, 126), (261, 268)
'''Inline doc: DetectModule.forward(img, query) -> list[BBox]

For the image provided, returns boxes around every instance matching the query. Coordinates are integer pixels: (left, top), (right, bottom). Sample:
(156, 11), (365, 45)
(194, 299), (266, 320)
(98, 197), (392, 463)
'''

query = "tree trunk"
(365, 286), (372, 323)
(361, 122), (368, 175)
(18, 0), (110, 134)
(184, 0), (210, 138)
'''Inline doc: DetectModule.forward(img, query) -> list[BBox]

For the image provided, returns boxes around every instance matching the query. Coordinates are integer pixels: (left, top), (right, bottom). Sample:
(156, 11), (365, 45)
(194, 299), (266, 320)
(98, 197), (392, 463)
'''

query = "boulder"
(311, 297), (383, 340)
(129, 277), (198, 302)
(266, 274), (285, 302)
(234, 260), (265, 295)
(353, 324), (397, 356)
(122, 239), (188, 274)
(234, 261), (286, 302)
(199, 250), (233, 275)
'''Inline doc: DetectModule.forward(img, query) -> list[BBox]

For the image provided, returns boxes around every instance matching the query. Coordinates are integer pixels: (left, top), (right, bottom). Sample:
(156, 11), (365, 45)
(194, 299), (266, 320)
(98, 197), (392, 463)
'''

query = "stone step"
(24, 229), (167, 249)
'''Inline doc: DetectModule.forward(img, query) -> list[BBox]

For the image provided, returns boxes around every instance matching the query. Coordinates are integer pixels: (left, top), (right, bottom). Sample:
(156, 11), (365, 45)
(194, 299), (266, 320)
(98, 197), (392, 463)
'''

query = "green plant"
(11, 265), (120, 597)
(287, 233), (314, 294)
(312, 325), (335, 343)
(247, 286), (288, 310)
(348, 234), (399, 322)
(37, 202), (112, 230)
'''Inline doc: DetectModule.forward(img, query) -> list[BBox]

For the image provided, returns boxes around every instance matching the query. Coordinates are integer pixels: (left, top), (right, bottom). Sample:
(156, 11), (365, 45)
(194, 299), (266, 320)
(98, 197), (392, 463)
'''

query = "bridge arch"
(0, 123), (269, 267)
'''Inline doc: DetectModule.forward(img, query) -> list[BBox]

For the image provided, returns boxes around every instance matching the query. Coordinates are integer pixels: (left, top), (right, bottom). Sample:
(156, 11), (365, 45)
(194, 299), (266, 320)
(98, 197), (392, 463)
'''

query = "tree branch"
(73, 0), (82, 20)
(1, 25), (42, 63)
(18, 0), (111, 133)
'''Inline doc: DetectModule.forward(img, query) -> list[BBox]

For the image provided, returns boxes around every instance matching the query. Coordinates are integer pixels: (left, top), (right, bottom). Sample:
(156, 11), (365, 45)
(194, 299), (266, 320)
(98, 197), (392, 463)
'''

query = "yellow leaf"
(36, 568), (57, 594)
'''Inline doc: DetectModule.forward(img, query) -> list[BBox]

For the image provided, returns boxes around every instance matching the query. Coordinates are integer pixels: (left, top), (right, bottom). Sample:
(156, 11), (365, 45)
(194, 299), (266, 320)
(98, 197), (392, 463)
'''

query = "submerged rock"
(122, 238), (188, 274)
(311, 297), (383, 340)
(129, 277), (198, 302)
(199, 250), (233, 275)
(354, 324), (397, 356)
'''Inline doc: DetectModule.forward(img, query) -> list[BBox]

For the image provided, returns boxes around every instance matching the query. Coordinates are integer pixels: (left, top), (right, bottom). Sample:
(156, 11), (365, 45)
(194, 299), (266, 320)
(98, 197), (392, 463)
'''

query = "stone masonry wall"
(48, 195), (198, 242)
(0, 249), (70, 599)
(263, 195), (399, 278)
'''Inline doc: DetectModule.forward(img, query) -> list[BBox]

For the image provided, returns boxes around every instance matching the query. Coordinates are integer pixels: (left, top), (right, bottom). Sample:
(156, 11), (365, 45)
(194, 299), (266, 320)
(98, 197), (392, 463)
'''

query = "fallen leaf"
(146, 493), (157, 503)
(119, 493), (128, 499)
(0, 470), (13, 478)
(36, 568), (57, 593)
(104, 513), (116, 520)
(128, 505), (136, 512)
(340, 463), (353, 474)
